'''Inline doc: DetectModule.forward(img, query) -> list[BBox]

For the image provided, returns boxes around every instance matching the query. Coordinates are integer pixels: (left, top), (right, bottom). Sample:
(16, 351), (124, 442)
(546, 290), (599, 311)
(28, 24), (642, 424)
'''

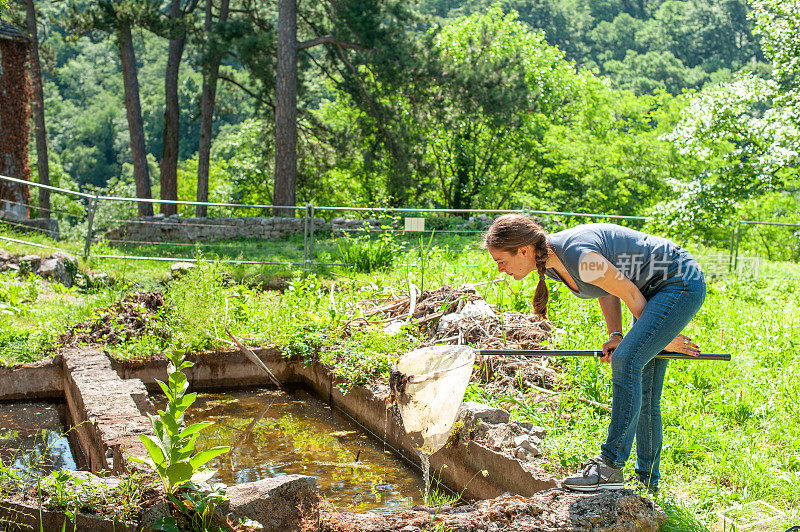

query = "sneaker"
(562, 456), (625, 492)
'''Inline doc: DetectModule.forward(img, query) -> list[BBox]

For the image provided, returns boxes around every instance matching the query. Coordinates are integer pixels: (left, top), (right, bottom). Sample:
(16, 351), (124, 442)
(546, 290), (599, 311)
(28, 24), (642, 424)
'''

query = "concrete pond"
(0, 347), (666, 531)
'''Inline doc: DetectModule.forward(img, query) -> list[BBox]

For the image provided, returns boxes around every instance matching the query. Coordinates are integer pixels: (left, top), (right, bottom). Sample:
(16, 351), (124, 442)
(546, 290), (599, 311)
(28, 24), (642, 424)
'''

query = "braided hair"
(482, 214), (550, 317)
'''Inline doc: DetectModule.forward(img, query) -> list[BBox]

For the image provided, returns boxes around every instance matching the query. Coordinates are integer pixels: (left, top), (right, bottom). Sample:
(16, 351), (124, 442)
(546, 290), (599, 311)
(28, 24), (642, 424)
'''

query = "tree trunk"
(24, 0), (50, 219)
(160, 0), (185, 217)
(118, 22), (153, 217)
(273, 0), (297, 217)
(196, 0), (230, 217)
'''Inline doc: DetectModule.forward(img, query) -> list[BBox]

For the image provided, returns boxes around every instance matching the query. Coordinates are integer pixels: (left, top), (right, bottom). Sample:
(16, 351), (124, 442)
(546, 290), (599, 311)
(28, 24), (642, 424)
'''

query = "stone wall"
(104, 215), (328, 243)
(103, 214), (491, 243)
(103, 215), (387, 243)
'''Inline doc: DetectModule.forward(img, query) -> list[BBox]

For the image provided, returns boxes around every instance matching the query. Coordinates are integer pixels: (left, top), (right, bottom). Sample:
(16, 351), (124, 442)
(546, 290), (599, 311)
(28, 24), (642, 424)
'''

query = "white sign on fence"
(404, 217), (425, 232)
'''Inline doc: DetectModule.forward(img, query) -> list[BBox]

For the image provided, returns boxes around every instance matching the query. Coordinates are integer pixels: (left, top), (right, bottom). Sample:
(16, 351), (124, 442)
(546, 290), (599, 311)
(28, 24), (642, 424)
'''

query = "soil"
(319, 489), (667, 531)
(58, 291), (171, 347)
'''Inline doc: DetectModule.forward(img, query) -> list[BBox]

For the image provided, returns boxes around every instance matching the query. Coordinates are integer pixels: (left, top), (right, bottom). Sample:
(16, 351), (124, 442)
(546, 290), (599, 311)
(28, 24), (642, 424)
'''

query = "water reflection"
(171, 388), (425, 512)
(0, 403), (78, 479)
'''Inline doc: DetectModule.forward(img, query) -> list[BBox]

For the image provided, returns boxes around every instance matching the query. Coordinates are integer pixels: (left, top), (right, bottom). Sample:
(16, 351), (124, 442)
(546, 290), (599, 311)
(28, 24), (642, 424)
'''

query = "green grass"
(1, 229), (799, 529)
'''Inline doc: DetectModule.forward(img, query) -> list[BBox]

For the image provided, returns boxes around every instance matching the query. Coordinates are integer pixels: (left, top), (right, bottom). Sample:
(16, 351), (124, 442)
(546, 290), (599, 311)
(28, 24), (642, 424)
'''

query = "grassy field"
(1, 228), (799, 530)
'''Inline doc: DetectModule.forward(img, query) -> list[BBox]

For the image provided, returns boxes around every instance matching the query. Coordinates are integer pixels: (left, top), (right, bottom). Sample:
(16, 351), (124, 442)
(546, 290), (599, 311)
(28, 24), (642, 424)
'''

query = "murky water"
(175, 388), (426, 512)
(0, 402), (79, 479)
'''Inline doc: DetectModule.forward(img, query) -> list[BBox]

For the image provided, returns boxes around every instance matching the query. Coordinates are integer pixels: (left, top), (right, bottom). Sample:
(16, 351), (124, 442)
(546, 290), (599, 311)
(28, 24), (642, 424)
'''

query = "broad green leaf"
(165, 462), (193, 490)
(189, 446), (230, 470)
(179, 421), (214, 438)
(139, 434), (167, 468)
(154, 517), (181, 532)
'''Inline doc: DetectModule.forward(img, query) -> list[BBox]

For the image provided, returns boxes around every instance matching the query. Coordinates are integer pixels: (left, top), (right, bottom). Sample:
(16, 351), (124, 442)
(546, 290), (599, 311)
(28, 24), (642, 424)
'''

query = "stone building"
(0, 19), (31, 221)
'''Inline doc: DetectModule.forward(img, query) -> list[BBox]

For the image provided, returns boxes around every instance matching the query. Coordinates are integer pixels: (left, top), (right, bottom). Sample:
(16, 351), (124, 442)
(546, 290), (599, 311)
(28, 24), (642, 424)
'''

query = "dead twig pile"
(360, 284), (553, 350)
(432, 311), (551, 350)
(362, 284), (482, 322)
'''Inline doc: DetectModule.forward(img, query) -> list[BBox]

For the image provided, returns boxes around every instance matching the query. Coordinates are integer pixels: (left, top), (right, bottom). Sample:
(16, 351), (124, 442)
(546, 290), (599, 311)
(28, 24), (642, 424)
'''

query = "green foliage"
(421, 6), (575, 210)
(752, 0), (800, 119)
(161, 483), (233, 532)
(319, 327), (415, 391)
(337, 232), (400, 273)
(139, 348), (229, 495)
(656, 73), (799, 236)
(421, 0), (763, 95)
(0, 276), (39, 317)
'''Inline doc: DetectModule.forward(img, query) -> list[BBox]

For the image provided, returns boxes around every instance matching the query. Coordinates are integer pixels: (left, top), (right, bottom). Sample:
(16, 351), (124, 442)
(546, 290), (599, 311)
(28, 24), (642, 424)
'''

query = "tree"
(420, 7), (576, 209)
(159, 0), (199, 216)
(196, 0), (230, 217)
(660, 74), (799, 230)
(271, 0), (418, 214)
(24, 0), (50, 218)
(273, 0), (297, 216)
(66, 0), (158, 216)
(752, 0), (800, 123)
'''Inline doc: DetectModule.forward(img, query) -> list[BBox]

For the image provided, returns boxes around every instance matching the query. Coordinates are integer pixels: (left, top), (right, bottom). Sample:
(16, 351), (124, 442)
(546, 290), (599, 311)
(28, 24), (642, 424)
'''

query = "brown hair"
(482, 214), (550, 317)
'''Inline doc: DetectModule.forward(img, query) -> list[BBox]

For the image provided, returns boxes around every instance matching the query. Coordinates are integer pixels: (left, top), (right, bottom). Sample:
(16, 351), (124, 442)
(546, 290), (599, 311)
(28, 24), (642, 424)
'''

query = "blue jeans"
(599, 254), (706, 487)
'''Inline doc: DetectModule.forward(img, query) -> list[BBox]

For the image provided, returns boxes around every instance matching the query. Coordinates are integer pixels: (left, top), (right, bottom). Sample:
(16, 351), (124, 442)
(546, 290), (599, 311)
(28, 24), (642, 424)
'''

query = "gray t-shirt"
(544, 223), (685, 299)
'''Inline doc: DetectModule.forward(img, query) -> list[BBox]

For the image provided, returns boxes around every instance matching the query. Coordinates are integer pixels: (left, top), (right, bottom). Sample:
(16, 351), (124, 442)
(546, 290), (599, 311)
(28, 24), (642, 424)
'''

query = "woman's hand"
(664, 334), (700, 356)
(600, 334), (622, 363)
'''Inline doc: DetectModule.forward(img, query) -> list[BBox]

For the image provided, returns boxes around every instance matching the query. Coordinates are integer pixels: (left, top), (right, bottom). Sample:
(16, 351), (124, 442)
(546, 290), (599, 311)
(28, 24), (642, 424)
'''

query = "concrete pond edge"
(0, 348), (666, 531)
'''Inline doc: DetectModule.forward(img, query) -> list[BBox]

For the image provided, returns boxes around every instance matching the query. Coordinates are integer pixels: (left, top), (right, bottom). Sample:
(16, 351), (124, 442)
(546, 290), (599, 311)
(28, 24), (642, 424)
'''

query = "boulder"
(38, 257), (72, 286)
(20, 254), (41, 272)
(223, 475), (319, 532)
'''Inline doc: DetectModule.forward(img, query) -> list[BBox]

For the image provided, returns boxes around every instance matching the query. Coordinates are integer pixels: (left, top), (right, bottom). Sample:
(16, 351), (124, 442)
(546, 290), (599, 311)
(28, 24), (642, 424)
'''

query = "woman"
(483, 214), (706, 493)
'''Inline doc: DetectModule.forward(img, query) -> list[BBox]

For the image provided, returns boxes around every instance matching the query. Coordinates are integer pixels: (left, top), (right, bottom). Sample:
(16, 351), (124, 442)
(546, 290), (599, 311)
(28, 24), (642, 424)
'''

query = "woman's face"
(488, 246), (536, 280)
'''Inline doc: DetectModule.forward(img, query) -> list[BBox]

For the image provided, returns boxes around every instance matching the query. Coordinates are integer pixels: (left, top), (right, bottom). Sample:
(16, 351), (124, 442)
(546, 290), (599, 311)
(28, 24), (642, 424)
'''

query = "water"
(170, 388), (425, 512)
(0, 402), (79, 479)
(419, 452), (431, 503)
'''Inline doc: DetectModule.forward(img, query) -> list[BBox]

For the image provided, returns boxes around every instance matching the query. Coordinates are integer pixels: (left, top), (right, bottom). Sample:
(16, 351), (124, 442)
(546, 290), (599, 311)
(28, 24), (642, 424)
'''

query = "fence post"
(83, 194), (99, 259)
(303, 203), (309, 269)
(309, 204), (316, 266)
(728, 225), (736, 273)
(733, 221), (742, 274)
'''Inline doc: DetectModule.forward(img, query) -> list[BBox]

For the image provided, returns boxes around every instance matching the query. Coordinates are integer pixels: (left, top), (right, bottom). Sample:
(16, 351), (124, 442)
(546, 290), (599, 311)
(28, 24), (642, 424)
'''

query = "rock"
(224, 475), (319, 532)
(485, 431), (507, 450)
(514, 447), (529, 460)
(459, 300), (495, 318)
(383, 320), (406, 336)
(50, 252), (78, 268)
(19, 254), (41, 272)
(520, 437), (541, 457)
(38, 257), (73, 286)
(459, 401), (510, 427)
(170, 262), (196, 276)
(0, 249), (12, 262)
(513, 435), (528, 448)
(138, 501), (171, 531)
(399, 526), (420, 532)
(21, 217), (60, 239)
(519, 422), (547, 439)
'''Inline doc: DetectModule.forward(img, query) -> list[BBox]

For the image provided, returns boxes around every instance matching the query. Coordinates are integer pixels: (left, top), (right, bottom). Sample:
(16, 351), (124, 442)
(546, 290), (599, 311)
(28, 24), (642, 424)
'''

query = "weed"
(336, 232), (399, 273)
(138, 346), (229, 495)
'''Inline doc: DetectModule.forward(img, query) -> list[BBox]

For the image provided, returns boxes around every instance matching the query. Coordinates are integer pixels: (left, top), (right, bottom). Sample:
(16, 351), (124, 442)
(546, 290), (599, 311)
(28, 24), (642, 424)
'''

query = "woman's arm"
(598, 295), (622, 334)
(578, 252), (647, 319)
(579, 252), (701, 358)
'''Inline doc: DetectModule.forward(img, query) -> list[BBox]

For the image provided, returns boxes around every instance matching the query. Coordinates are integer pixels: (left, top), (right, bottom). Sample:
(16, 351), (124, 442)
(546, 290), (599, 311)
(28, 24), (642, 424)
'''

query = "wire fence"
(1, 174), (798, 279)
